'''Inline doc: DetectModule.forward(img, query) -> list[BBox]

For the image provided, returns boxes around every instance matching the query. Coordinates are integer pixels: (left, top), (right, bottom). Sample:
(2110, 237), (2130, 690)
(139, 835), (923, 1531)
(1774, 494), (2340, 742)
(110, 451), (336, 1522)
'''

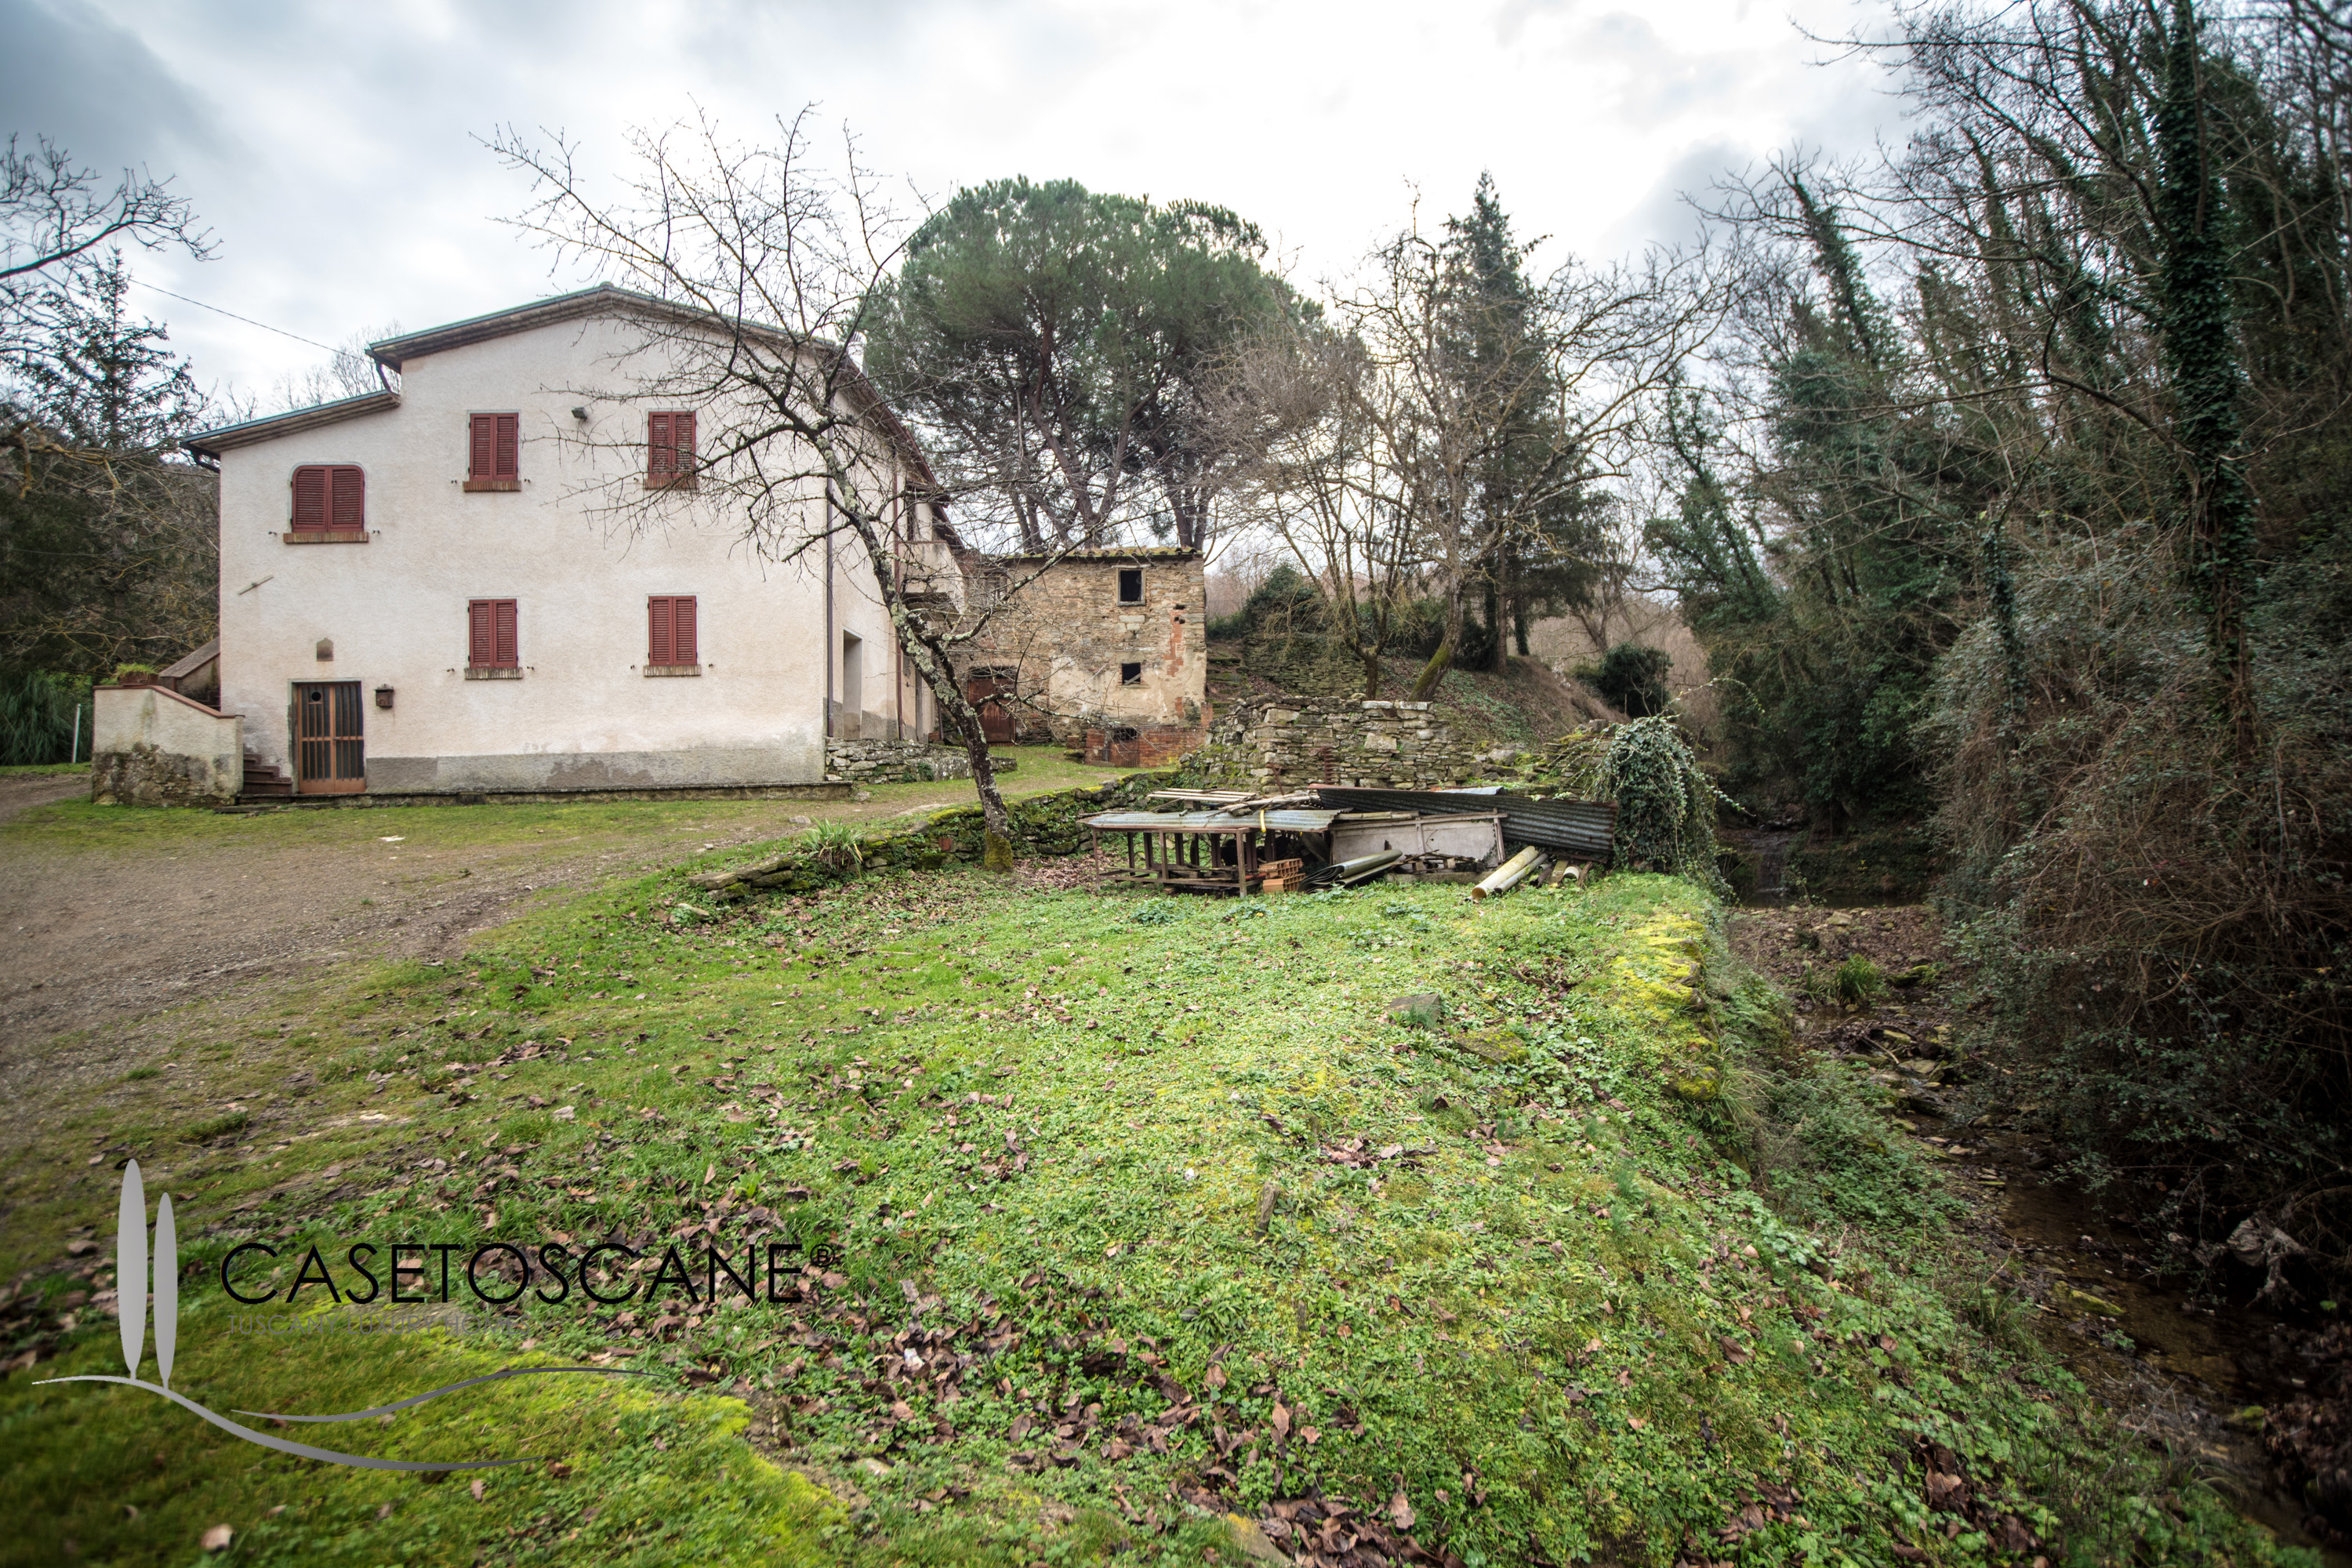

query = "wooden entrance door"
(965, 676), (1014, 746)
(294, 681), (365, 793)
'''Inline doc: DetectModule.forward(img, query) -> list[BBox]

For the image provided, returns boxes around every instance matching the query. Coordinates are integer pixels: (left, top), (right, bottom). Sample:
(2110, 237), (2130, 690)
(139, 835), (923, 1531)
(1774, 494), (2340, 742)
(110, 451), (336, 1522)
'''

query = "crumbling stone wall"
(89, 683), (242, 807)
(960, 549), (1207, 748)
(1187, 695), (1494, 789)
(92, 742), (241, 807)
(825, 737), (974, 785)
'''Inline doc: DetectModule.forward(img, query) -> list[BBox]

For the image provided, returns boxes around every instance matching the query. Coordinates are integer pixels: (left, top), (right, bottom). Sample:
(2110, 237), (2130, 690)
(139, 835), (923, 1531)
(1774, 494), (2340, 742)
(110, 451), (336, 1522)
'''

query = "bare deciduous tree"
(489, 111), (1094, 860)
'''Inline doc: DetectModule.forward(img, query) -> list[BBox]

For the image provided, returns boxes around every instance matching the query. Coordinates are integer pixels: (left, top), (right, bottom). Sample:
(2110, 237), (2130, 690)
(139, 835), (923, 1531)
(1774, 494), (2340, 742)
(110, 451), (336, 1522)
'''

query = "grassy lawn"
(0, 815), (2314, 1566)
(0, 762), (89, 778)
(0, 745), (1127, 858)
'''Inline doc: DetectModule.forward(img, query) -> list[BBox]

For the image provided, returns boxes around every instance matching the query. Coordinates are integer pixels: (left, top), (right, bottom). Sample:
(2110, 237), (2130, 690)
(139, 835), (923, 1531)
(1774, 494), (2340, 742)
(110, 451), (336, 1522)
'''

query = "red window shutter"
(470, 414), (495, 479)
(673, 596), (698, 664)
(648, 412), (673, 478)
(470, 599), (517, 666)
(292, 466), (326, 529)
(495, 413), (518, 477)
(469, 600), (495, 667)
(328, 466), (365, 528)
(648, 597), (674, 665)
(673, 413), (695, 475)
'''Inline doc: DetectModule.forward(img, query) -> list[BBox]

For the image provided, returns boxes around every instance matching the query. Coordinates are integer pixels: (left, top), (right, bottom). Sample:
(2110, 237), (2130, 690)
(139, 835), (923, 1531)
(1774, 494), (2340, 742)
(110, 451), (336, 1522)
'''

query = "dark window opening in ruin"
(1117, 568), (1143, 603)
(1120, 662), (1143, 686)
(1111, 726), (1139, 742)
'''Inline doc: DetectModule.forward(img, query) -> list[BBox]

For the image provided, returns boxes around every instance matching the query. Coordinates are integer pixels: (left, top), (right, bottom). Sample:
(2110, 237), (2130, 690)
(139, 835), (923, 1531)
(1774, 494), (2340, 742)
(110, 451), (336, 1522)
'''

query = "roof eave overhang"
(184, 391), (403, 459)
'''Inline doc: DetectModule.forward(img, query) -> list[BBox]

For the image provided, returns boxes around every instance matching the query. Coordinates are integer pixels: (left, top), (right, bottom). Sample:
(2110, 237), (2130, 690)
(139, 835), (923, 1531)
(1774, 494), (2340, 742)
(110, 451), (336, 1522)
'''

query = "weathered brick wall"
(1187, 695), (1488, 789)
(1082, 724), (1200, 768)
(960, 550), (1207, 749)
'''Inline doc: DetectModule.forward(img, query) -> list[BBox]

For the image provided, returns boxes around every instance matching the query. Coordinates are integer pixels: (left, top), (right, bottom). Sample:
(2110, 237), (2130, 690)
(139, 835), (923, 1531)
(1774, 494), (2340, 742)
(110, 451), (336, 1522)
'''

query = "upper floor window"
(1117, 568), (1143, 604)
(466, 413), (520, 492)
(468, 598), (519, 671)
(291, 465), (365, 536)
(647, 595), (699, 668)
(646, 412), (698, 489)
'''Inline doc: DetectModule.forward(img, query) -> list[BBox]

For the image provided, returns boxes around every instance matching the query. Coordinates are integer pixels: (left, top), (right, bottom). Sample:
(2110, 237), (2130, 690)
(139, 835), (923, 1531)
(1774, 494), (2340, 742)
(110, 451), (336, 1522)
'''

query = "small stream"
(1911, 1105), (2347, 1563)
(1736, 903), (2348, 1561)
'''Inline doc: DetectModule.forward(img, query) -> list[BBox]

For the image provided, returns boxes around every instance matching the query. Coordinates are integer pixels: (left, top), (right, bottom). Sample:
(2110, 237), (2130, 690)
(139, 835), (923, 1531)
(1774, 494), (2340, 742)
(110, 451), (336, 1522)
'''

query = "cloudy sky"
(5, 0), (1903, 400)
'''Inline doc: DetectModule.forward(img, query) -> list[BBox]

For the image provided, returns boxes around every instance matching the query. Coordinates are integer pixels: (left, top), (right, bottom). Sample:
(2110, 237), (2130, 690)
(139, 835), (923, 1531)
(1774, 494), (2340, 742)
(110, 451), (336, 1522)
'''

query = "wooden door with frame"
(293, 680), (365, 793)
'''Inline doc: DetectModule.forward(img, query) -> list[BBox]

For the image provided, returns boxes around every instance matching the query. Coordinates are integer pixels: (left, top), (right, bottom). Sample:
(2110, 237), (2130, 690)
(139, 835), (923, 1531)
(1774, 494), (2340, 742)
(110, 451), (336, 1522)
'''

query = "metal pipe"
(1472, 845), (1547, 900)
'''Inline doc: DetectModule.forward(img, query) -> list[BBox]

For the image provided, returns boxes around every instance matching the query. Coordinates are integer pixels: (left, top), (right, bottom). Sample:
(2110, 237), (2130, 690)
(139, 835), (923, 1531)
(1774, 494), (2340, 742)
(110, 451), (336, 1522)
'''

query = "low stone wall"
(825, 737), (974, 784)
(90, 683), (242, 807)
(687, 771), (1173, 900)
(1185, 695), (1484, 789)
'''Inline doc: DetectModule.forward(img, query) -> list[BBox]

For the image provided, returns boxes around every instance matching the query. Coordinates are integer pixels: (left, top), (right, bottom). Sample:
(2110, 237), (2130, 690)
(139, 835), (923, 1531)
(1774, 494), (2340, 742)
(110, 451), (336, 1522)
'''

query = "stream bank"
(1727, 902), (2350, 1563)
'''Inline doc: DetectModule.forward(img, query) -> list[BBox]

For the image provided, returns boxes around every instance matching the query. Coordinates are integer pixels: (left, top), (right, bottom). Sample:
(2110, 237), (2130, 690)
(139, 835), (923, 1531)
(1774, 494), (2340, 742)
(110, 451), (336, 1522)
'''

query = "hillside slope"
(0, 821), (2309, 1566)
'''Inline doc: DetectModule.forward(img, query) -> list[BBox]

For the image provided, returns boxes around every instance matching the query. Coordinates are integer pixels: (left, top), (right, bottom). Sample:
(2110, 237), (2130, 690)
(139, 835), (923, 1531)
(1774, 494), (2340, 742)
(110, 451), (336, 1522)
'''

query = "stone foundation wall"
(1187, 695), (1486, 789)
(825, 736), (975, 784)
(90, 683), (242, 807)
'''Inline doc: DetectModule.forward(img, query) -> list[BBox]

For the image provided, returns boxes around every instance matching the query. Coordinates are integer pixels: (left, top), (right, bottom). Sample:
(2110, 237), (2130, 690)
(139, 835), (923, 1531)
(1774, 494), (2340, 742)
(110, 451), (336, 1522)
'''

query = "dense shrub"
(1575, 642), (1672, 718)
(0, 670), (89, 765)
(1603, 717), (1725, 891)
(1930, 516), (2352, 1282)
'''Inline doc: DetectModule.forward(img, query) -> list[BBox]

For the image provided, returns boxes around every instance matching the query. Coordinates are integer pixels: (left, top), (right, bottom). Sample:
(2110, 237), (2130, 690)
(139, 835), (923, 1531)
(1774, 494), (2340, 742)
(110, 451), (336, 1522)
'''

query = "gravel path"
(0, 786), (990, 1093)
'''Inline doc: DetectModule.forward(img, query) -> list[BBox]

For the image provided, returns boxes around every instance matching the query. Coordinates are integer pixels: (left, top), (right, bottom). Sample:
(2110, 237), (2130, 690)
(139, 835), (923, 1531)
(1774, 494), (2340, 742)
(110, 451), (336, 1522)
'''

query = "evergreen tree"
(17, 248), (202, 450)
(1439, 176), (1599, 669)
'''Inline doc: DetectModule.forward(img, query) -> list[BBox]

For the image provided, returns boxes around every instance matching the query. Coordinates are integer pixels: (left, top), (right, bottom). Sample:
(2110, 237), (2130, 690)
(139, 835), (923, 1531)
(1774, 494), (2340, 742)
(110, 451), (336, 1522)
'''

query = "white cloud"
(5, 0), (1904, 394)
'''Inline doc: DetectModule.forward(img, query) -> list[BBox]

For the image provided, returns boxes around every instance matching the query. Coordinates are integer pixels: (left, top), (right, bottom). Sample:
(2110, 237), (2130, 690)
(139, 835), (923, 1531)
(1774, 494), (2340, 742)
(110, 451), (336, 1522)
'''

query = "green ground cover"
(0, 761), (89, 777)
(0, 822), (2314, 1566)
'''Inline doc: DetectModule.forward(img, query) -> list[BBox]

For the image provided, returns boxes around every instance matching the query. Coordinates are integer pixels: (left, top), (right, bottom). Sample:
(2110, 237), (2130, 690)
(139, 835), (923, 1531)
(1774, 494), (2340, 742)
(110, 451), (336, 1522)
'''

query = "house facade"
(960, 547), (1208, 766)
(173, 285), (954, 800)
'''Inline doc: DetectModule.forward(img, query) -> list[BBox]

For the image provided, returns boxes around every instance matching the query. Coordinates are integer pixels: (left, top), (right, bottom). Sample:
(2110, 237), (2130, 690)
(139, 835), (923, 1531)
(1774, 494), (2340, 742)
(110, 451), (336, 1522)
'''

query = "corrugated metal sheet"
(1311, 787), (1617, 860)
(1082, 809), (1345, 833)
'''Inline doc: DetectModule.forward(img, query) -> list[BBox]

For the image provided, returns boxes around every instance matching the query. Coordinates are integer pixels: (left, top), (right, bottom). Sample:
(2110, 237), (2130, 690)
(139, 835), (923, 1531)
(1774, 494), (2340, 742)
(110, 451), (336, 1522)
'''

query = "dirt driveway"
(0, 758), (1118, 1090)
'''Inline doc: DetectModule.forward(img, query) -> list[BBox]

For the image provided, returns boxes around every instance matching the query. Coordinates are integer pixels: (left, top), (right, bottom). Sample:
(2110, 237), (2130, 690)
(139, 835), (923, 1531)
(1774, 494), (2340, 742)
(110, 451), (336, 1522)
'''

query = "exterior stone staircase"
(238, 753), (294, 802)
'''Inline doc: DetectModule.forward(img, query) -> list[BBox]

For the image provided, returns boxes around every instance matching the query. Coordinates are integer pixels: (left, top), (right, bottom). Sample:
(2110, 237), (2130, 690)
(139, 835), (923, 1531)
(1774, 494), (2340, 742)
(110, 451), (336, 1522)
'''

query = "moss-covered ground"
(0, 821), (2318, 1566)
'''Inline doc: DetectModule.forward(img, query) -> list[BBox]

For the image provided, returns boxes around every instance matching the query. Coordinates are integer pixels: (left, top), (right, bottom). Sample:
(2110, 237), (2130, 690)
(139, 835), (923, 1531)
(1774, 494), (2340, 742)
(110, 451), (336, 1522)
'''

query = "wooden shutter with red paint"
(292, 466), (328, 529)
(648, 595), (698, 666)
(647, 412), (696, 485)
(291, 465), (365, 533)
(648, 412), (673, 481)
(467, 414), (520, 489)
(469, 599), (518, 668)
(328, 466), (364, 528)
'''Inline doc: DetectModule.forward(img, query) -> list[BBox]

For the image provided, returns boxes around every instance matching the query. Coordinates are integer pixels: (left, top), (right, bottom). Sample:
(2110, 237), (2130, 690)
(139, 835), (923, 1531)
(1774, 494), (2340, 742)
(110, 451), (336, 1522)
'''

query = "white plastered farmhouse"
(96, 285), (961, 805)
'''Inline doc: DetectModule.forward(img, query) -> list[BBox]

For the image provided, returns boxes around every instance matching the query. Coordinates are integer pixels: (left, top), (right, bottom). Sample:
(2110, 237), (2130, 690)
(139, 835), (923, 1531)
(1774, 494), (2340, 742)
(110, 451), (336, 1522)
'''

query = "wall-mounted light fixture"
(374, 685), (395, 710)
(572, 405), (590, 422)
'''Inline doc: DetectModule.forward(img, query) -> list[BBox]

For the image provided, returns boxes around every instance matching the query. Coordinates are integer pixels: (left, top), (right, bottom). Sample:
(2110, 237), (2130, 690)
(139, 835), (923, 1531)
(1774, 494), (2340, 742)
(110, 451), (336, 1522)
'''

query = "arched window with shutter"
(289, 465), (366, 539)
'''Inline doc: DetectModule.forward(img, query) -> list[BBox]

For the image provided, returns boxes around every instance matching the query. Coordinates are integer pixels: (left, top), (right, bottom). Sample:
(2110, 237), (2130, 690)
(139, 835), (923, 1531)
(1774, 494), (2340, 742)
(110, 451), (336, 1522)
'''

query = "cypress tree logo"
(38, 1162), (642, 1472)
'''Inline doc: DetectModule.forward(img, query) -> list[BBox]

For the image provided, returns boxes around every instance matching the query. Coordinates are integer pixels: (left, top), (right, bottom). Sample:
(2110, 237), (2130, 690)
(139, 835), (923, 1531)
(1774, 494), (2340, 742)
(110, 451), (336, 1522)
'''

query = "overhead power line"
(126, 278), (339, 354)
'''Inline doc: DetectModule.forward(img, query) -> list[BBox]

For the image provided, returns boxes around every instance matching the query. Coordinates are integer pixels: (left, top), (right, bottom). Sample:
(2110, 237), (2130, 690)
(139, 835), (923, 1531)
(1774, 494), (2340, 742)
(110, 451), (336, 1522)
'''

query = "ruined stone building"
(957, 547), (1208, 765)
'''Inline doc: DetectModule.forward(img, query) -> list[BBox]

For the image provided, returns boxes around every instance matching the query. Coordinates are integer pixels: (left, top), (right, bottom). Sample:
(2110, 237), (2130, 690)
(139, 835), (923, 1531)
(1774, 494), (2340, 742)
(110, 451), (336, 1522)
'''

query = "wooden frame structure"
(1082, 808), (1343, 898)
